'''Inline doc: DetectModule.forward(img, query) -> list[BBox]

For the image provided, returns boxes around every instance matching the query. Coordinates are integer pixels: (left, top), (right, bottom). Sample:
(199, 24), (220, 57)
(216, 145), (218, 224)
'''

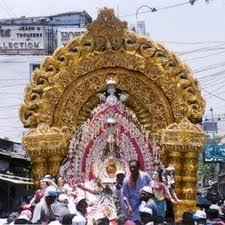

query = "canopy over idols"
(20, 8), (206, 219)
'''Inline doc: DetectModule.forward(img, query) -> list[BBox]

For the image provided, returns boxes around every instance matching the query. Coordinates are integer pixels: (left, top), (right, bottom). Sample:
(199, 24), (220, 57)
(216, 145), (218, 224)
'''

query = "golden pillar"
(161, 118), (205, 219)
(31, 156), (48, 188)
(181, 151), (200, 212)
(22, 124), (69, 188)
(165, 148), (183, 197)
(48, 154), (65, 177)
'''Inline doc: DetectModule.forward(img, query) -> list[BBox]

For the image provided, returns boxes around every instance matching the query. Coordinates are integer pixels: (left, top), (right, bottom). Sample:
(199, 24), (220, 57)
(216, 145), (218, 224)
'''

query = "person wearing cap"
(122, 159), (151, 224)
(139, 186), (159, 218)
(72, 197), (88, 225)
(32, 186), (58, 224)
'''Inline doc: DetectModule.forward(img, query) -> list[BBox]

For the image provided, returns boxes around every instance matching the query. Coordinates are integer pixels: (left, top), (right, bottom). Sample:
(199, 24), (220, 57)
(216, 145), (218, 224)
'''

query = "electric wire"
(0, 104), (20, 108)
(1, 0), (17, 18)
(178, 45), (225, 55)
(206, 90), (225, 100)
(202, 77), (225, 90)
(164, 41), (225, 45)
(184, 50), (225, 62)
(203, 78), (225, 89)
(204, 81), (225, 97)
(120, 1), (191, 18)
(198, 69), (225, 81)
(0, 0), (12, 18)
(202, 87), (225, 103)
(0, 83), (27, 88)
(0, 116), (19, 119)
(193, 62), (225, 74)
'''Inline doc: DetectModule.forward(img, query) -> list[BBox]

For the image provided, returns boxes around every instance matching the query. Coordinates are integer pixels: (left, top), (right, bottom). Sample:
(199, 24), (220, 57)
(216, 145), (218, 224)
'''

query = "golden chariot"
(19, 8), (206, 220)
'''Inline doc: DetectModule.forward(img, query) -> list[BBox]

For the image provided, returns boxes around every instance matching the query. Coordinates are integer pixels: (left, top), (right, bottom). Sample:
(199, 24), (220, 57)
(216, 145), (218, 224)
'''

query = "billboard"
(203, 121), (218, 133)
(57, 27), (86, 46)
(204, 137), (225, 162)
(0, 25), (45, 54)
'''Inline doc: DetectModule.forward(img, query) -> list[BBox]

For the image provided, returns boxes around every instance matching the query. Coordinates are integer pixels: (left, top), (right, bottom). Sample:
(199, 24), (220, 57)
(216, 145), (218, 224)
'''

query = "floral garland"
(60, 82), (160, 183)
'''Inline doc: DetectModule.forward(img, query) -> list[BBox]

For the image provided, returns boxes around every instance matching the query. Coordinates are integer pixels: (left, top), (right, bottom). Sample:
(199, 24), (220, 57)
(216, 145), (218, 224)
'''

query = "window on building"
(30, 63), (40, 79)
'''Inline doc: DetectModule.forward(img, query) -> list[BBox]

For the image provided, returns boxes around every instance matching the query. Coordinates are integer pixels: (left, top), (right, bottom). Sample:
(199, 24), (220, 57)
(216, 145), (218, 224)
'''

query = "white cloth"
(210, 204), (223, 215)
(48, 221), (61, 225)
(193, 209), (206, 219)
(32, 200), (43, 223)
(68, 196), (76, 214)
(72, 211), (86, 225)
(17, 214), (30, 221)
(0, 219), (7, 225)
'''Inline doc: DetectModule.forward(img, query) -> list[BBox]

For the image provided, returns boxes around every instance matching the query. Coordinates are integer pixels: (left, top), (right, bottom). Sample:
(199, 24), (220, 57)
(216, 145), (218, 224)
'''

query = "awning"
(0, 174), (33, 185)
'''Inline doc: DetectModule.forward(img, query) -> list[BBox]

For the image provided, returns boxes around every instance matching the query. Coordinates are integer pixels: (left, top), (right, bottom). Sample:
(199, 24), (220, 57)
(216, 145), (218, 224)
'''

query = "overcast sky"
(0, 0), (225, 141)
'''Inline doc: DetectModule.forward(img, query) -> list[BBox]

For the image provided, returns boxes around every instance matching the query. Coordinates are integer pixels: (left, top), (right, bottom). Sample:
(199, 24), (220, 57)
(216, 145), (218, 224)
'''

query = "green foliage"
(198, 159), (215, 181)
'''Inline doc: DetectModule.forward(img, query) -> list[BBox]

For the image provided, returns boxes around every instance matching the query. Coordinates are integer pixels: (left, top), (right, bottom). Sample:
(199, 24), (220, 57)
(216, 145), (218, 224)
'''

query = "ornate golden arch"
(20, 8), (205, 218)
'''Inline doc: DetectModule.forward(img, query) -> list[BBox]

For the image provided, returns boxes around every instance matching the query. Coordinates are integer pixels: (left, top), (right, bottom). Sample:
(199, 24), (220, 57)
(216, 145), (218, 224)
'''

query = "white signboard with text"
(0, 25), (45, 53)
(57, 27), (86, 46)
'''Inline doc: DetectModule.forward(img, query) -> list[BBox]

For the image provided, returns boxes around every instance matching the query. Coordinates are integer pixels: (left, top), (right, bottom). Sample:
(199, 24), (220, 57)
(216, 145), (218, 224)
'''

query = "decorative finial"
(106, 78), (117, 85)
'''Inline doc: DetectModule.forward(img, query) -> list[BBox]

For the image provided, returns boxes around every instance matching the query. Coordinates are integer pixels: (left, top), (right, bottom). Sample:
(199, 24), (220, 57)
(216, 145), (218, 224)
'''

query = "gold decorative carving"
(20, 8), (205, 129)
(161, 118), (205, 219)
(22, 124), (69, 156)
(22, 124), (70, 186)
(48, 155), (65, 177)
(161, 117), (205, 148)
(31, 156), (48, 188)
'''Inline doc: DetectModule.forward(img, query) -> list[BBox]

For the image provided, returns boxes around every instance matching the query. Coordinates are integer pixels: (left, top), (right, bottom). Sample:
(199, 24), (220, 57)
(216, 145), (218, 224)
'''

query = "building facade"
(0, 11), (92, 142)
(0, 11), (92, 55)
(0, 138), (31, 214)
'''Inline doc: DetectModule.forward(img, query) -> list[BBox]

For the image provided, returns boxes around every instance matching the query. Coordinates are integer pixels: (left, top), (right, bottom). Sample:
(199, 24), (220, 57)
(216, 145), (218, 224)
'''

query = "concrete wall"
(0, 55), (46, 142)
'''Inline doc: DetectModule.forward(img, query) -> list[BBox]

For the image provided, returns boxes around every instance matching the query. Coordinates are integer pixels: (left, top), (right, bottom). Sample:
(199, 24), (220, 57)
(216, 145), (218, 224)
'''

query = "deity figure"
(105, 159), (117, 179)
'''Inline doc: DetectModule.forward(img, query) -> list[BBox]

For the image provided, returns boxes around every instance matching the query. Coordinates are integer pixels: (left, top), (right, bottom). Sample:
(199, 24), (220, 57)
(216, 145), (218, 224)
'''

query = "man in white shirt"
(72, 197), (88, 225)
(32, 186), (58, 225)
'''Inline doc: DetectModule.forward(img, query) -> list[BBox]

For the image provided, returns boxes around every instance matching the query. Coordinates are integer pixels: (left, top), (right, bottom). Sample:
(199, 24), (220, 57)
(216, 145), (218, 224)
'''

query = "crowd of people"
(0, 159), (225, 225)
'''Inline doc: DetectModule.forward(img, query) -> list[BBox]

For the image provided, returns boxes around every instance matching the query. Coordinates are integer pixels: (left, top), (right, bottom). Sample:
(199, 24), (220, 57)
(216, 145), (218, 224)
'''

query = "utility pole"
(210, 107), (215, 138)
